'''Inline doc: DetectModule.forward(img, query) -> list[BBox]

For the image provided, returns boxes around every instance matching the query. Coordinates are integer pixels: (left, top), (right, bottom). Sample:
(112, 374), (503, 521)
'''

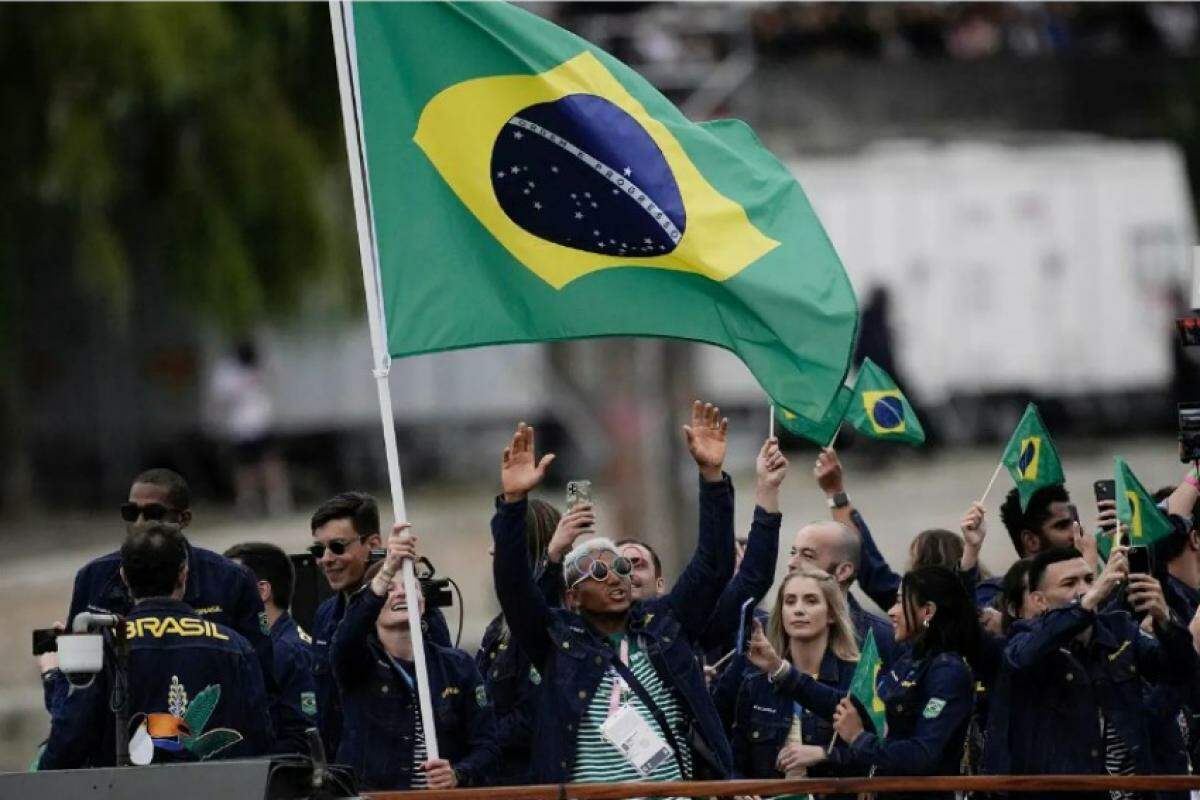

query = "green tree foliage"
(0, 4), (355, 333)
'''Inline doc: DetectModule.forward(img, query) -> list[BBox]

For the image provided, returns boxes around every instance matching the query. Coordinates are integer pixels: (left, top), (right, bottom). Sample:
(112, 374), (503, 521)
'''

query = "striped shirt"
(1101, 714), (1135, 800)
(391, 657), (428, 790)
(571, 634), (692, 790)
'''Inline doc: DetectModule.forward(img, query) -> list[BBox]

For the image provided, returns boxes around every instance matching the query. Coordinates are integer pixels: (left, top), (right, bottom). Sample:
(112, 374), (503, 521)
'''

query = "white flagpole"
(768, 402), (774, 440)
(329, 1), (439, 760)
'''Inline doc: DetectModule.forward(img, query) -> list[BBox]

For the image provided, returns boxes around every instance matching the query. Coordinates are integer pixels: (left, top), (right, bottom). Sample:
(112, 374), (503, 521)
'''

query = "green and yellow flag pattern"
(848, 629), (887, 736)
(1115, 457), (1174, 547)
(1000, 403), (1065, 511)
(348, 1), (858, 428)
(844, 358), (925, 444)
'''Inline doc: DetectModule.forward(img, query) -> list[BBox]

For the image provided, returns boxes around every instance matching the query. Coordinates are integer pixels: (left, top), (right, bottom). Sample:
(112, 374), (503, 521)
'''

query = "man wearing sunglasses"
(491, 401), (737, 786)
(61, 468), (309, 752)
(307, 491), (452, 759)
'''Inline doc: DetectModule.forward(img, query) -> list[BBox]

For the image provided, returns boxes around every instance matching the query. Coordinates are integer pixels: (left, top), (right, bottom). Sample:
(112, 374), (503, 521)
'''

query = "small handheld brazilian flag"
(1000, 403), (1065, 511)
(1115, 457), (1174, 547)
(775, 384), (853, 446)
(844, 359), (925, 445)
(848, 629), (887, 736)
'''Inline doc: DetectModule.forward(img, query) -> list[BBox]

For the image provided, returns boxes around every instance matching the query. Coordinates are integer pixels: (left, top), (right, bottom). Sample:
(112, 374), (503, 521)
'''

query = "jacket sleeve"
(238, 646), (277, 757)
(665, 474), (737, 638)
(39, 675), (107, 770)
(227, 562), (287, 746)
(492, 496), (554, 669)
(700, 506), (781, 653)
(772, 665), (844, 720)
(843, 656), (973, 775)
(1134, 616), (1199, 685)
(849, 509), (902, 612)
(270, 641), (319, 754)
(1004, 602), (1095, 672)
(710, 656), (746, 732)
(451, 659), (500, 787)
(537, 561), (566, 608)
(331, 588), (386, 687)
(66, 565), (89, 630)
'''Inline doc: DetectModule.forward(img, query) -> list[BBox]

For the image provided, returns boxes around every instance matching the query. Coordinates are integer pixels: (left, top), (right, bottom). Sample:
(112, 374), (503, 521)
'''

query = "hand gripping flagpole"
(329, 1), (439, 760)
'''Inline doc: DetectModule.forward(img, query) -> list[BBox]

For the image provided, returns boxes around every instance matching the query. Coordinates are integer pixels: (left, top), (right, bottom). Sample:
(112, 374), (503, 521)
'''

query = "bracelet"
(767, 661), (790, 684)
(1185, 471), (1200, 490)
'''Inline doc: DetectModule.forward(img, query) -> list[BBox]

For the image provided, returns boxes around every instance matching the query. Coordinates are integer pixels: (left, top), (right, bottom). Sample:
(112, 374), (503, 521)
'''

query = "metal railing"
(365, 774), (1200, 800)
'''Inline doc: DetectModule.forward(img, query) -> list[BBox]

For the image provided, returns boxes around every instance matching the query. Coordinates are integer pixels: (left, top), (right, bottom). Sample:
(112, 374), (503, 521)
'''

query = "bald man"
(788, 520), (897, 664)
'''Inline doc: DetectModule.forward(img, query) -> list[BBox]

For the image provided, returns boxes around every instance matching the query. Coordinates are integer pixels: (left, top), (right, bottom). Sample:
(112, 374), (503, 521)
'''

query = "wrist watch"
(826, 492), (850, 509)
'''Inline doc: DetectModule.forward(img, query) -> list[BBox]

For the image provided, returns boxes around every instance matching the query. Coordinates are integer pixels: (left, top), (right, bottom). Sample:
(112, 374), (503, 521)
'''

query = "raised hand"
(548, 503), (595, 563)
(959, 502), (987, 550)
(746, 619), (783, 676)
(1127, 573), (1169, 626)
(756, 437), (788, 513)
(1083, 546), (1127, 611)
(683, 400), (728, 482)
(501, 422), (556, 502)
(372, 523), (415, 596)
(814, 447), (844, 497)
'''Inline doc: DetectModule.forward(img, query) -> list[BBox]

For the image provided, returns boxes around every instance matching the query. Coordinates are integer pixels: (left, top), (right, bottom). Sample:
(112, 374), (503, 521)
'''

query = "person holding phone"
(982, 546), (1197, 794)
(490, 403), (736, 785)
(713, 566), (862, 782)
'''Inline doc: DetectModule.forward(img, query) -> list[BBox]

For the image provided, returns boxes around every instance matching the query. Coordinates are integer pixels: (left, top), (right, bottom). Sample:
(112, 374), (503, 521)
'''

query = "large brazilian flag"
(347, 2), (858, 422)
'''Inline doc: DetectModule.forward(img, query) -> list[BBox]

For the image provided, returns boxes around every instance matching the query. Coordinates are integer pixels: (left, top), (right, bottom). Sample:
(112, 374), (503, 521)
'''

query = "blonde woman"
(712, 565), (865, 780)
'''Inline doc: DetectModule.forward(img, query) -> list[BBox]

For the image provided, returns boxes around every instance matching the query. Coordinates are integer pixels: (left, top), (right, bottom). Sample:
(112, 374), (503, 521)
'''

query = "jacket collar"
(271, 610), (296, 641)
(129, 597), (195, 618)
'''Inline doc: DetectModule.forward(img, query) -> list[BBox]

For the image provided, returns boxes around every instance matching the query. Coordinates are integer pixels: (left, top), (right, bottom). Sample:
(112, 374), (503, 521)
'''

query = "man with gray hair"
(491, 401), (736, 784)
(788, 519), (897, 664)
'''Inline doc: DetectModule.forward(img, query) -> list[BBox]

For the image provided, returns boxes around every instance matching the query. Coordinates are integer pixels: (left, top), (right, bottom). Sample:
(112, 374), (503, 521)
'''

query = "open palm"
(501, 422), (555, 500)
(683, 401), (727, 477)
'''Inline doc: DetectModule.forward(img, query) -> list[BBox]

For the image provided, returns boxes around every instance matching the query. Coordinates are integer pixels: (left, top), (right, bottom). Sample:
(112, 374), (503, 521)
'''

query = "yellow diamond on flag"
(414, 51), (778, 290)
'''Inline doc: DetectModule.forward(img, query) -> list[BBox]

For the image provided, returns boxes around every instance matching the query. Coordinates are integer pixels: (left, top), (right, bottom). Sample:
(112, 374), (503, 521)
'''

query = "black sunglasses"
(120, 502), (180, 523)
(308, 538), (363, 559)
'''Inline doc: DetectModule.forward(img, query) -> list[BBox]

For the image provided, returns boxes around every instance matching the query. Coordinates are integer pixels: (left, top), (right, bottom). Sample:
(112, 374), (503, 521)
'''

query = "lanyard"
(607, 637), (630, 718)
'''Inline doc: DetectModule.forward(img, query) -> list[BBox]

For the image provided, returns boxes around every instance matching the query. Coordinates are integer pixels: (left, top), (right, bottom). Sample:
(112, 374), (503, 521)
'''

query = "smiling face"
(313, 518), (380, 593)
(780, 575), (830, 643)
(376, 576), (426, 631)
(619, 543), (663, 601)
(567, 550), (631, 615)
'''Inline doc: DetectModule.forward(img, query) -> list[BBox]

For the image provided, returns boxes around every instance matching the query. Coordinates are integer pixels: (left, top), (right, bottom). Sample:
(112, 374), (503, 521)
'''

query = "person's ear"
(256, 580), (272, 607)
(834, 561), (855, 585)
(565, 587), (580, 611)
(655, 576), (666, 594)
(1028, 590), (1048, 614)
(178, 509), (193, 529)
(924, 601), (938, 624)
(1021, 530), (1042, 555)
(1188, 529), (1200, 553)
(365, 533), (383, 550)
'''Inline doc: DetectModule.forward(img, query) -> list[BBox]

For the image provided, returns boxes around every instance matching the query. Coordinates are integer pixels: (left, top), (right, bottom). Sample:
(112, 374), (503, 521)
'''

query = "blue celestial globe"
(870, 396), (904, 430)
(490, 94), (686, 257)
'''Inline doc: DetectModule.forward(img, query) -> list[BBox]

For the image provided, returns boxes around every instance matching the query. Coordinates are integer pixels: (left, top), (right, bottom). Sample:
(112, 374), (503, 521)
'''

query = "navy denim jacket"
(982, 602), (1197, 787)
(491, 476), (736, 783)
(270, 612), (319, 736)
(40, 599), (274, 769)
(700, 506), (781, 661)
(312, 583), (451, 758)
(331, 588), (497, 790)
(712, 651), (861, 780)
(63, 540), (307, 752)
(777, 649), (974, 800)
